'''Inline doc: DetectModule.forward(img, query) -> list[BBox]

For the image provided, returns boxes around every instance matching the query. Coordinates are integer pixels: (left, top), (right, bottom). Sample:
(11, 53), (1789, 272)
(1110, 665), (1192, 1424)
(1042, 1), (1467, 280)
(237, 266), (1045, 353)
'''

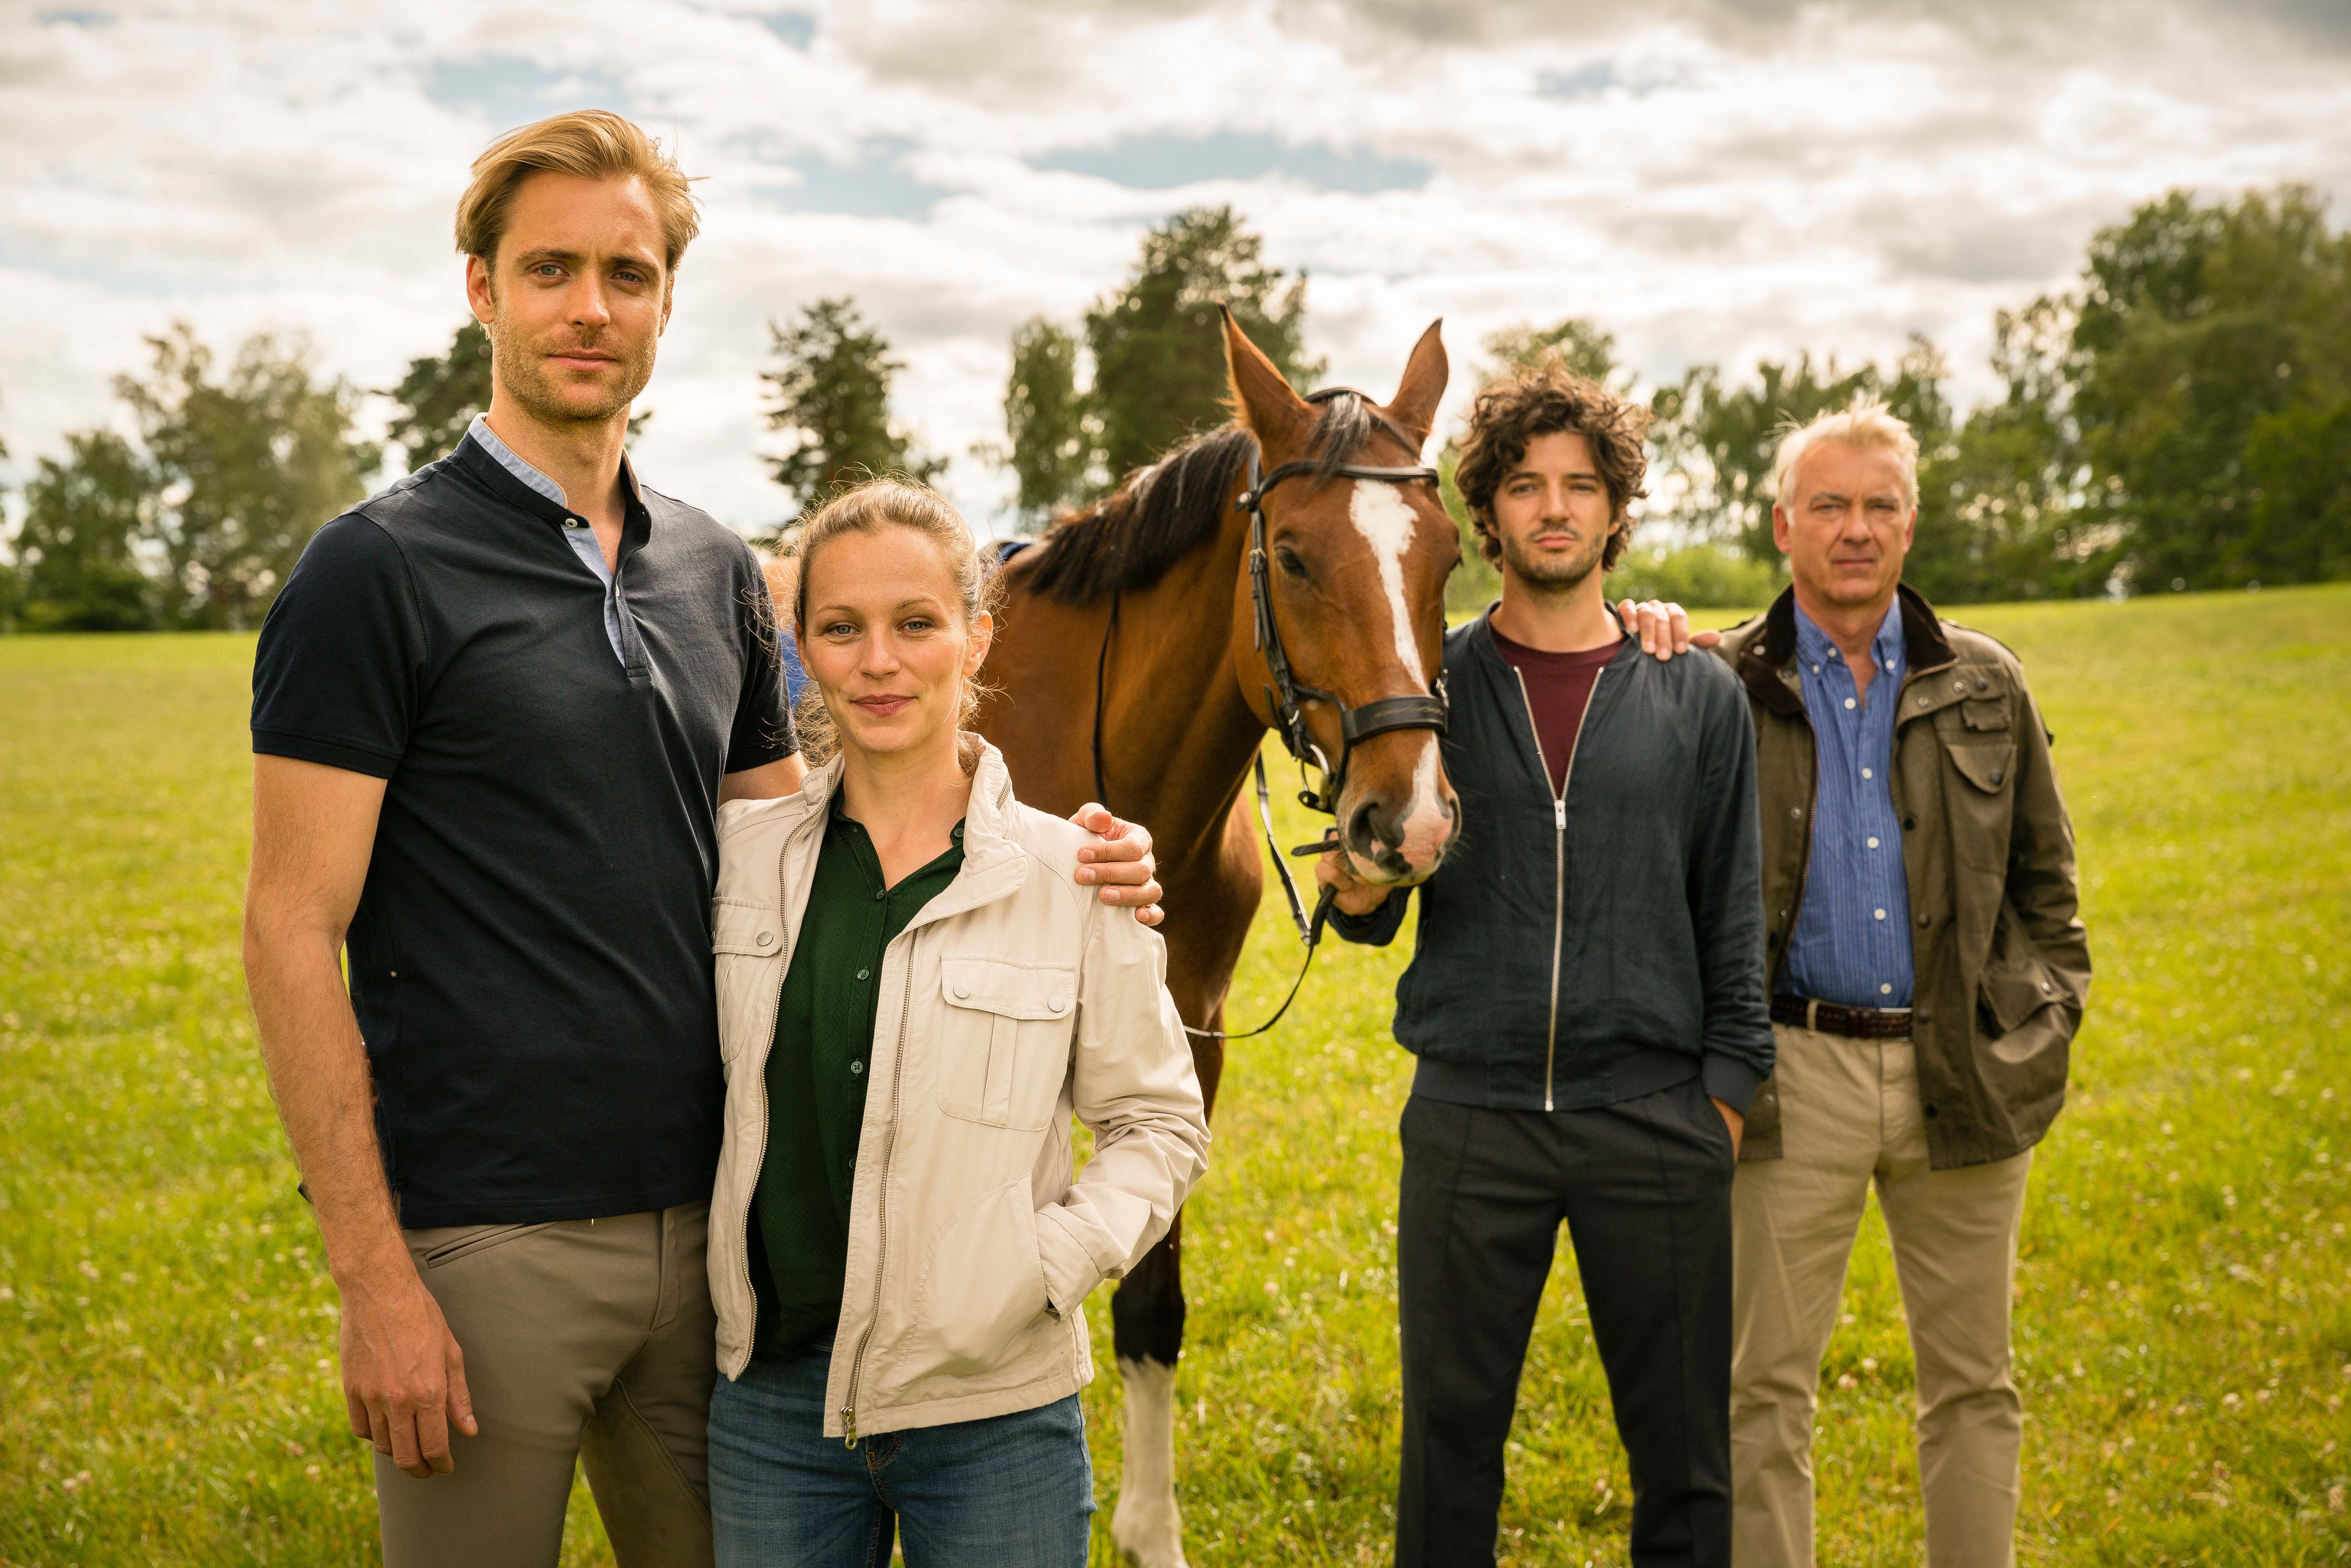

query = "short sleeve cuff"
(725, 733), (800, 774)
(1702, 1054), (1767, 1117)
(252, 728), (403, 780)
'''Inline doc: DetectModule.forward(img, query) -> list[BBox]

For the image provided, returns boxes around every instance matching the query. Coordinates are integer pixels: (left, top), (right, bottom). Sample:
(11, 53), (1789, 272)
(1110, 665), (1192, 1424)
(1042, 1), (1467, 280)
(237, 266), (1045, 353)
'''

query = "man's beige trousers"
(1730, 1024), (2032, 1568)
(373, 1202), (717, 1568)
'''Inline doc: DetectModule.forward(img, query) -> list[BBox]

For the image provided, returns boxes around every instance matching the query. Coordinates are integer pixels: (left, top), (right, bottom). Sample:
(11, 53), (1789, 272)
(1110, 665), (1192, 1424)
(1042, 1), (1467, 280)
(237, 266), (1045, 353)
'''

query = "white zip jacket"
(707, 741), (1209, 1440)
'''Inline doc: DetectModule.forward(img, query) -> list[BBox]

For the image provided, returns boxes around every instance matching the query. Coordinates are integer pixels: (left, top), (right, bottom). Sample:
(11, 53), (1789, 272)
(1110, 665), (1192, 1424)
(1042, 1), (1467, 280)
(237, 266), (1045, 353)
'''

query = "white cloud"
(2, 0), (2347, 537)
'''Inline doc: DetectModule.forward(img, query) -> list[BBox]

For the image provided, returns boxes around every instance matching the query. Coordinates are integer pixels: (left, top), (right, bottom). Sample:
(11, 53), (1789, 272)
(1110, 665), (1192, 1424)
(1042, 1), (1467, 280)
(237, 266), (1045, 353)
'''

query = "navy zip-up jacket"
(1334, 609), (1774, 1114)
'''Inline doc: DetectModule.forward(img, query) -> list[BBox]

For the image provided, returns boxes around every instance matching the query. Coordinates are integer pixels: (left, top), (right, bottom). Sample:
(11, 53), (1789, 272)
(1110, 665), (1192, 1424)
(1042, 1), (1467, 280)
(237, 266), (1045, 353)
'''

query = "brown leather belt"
(1771, 994), (1914, 1039)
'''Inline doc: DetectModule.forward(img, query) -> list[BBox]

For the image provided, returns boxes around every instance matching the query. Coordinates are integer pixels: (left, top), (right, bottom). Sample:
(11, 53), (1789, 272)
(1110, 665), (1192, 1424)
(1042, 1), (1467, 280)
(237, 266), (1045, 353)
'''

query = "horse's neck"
(1104, 520), (1267, 875)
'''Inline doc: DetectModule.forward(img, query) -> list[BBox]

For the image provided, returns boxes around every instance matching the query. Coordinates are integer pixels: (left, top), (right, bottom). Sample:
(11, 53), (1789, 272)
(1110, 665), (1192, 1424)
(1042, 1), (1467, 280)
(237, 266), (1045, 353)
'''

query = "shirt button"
(849, 1060), (864, 1075)
(1790, 807), (1802, 818)
(755, 932), (774, 949)
(953, 985), (970, 1000)
(1873, 908), (1887, 920)
(1048, 997), (1068, 1013)
(872, 889), (884, 902)
(856, 967), (870, 981)
(1866, 837), (1879, 849)
(1811, 663), (1821, 673)
(1843, 697), (1856, 710)
(1880, 983), (1893, 995)
(1861, 767), (1873, 780)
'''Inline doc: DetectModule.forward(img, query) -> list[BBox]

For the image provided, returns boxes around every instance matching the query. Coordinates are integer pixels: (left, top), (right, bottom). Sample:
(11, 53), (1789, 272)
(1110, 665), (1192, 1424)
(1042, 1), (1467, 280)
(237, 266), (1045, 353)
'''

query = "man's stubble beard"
(1498, 518), (1613, 598)
(488, 300), (656, 430)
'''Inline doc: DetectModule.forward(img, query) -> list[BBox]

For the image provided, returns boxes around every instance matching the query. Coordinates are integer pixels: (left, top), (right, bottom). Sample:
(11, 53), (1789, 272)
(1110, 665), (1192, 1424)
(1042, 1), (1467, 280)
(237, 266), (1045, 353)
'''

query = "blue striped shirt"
(1780, 600), (1914, 1008)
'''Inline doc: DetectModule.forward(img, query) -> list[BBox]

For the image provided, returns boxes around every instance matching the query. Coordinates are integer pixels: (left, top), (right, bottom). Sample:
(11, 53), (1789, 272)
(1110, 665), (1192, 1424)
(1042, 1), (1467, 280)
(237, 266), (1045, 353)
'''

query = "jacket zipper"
(840, 953), (916, 1446)
(1512, 663), (1603, 1112)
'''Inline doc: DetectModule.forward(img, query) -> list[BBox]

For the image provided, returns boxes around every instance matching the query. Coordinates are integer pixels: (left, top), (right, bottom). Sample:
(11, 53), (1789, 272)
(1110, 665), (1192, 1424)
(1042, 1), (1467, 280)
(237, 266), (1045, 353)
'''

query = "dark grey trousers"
(1395, 1080), (1736, 1568)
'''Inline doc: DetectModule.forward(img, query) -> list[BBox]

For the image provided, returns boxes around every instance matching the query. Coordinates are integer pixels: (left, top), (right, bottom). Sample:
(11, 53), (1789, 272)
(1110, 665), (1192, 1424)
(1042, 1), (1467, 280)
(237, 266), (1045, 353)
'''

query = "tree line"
(3, 183), (2343, 631)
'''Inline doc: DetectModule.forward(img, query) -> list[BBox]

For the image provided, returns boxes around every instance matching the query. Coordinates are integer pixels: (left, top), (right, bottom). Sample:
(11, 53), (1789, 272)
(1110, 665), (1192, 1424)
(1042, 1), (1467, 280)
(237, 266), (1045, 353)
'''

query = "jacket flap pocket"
(1980, 956), (2061, 1037)
(940, 955), (1076, 1021)
(1946, 739), (2016, 793)
(1960, 696), (2010, 732)
(712, 899), (783, 957)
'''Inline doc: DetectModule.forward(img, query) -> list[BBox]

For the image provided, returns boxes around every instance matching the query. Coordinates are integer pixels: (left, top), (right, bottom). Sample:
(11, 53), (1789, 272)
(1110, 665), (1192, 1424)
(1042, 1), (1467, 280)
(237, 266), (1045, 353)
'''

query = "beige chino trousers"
(373, 1202), (717, 1568)
(1730, 1024), (2032, 1568)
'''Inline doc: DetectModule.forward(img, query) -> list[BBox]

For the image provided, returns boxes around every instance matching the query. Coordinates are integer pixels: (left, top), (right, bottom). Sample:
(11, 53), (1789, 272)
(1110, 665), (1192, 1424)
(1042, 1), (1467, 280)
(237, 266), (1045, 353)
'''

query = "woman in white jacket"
(704, 479), (1208, 1566)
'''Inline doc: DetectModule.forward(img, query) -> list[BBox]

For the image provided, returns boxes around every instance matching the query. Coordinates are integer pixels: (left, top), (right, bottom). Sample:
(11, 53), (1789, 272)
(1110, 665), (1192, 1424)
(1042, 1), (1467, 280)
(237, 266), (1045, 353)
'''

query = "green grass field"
(2, 586), (2347, 1565)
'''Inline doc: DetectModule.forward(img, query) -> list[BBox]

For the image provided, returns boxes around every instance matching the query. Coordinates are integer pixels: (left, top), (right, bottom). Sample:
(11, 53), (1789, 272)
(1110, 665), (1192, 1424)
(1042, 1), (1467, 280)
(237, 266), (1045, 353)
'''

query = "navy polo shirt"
(250, 431), (796, 1227)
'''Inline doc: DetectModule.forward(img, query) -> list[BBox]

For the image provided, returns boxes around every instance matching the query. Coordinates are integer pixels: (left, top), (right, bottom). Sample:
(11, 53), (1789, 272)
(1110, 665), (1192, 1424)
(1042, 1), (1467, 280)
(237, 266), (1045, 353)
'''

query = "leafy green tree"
(2239, 397), (2351, 584)
(2065, 185), (2351, 590)
(1905, 298), (2108, 604)
(1000, 317), (1093, 526)
(1479, 317), (1626, 391)
(1001, 207), (1323, 511)
(763, 297), (942, 515)
(1084, 207), (1322, 482)
(120, 324), (379, 629)
(1649, 336), (1952, 565)
(1608, 543), (1778, 609)
(387, 320), (493, 467)
(12, 430), (160, 631)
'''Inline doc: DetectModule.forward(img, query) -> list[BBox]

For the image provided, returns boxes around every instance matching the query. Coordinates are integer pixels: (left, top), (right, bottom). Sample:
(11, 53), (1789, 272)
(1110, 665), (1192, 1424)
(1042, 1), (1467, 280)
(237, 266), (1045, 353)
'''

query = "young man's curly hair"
(1453, 364), (1651, 572)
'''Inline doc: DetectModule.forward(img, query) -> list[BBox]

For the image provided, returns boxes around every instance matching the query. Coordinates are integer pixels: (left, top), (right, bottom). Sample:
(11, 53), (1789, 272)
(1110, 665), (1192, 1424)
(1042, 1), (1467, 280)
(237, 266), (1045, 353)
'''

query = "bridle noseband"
(1241, 387), (1449, 820)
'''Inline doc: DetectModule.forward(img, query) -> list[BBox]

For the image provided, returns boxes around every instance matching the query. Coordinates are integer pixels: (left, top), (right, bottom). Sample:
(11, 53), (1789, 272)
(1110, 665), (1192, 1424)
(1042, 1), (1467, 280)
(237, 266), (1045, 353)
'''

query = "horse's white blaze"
(1112, 1356), (1189, 1568)
(1348, 478), (1425, 678)
(1349, 479), (1452, 873)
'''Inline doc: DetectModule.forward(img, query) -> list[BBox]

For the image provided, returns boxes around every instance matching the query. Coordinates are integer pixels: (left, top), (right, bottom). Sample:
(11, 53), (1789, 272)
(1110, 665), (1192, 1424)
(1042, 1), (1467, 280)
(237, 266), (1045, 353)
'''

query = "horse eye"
(1275, 546), (1309, 579)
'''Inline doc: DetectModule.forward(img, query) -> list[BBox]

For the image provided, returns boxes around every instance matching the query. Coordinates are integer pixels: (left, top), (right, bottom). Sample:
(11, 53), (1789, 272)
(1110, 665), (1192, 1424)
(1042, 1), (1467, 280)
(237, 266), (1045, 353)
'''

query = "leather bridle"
(1084, 388), (1447, 1040)
(1240, 387), (1449, 821)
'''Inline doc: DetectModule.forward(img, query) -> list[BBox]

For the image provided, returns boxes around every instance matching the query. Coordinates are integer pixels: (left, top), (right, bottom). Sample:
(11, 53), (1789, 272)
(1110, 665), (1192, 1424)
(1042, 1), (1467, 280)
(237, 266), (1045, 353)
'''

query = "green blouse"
(748, 795), (964, 1361)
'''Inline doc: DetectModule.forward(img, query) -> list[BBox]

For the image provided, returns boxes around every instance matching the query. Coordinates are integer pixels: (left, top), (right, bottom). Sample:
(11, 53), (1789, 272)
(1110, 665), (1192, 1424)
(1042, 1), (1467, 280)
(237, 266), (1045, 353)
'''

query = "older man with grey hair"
(1635, 401), (2089, 1566)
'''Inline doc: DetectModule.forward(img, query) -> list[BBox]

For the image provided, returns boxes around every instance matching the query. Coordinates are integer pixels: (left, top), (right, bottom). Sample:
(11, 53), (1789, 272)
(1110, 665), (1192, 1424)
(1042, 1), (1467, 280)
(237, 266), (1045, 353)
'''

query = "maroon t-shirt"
(1491, 628), (1619, 797)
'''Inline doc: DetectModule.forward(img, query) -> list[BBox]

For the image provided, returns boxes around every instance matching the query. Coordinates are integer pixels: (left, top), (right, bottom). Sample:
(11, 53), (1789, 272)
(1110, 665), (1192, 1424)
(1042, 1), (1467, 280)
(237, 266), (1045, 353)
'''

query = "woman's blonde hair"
(790, 479), (1004, 766)
(455, 110), (702, 273)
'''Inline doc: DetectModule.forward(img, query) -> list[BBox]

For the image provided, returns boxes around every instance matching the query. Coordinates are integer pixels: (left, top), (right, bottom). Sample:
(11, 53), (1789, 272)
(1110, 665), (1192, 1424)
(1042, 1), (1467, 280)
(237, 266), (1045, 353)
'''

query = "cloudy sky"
(2, 0), (2346, 534)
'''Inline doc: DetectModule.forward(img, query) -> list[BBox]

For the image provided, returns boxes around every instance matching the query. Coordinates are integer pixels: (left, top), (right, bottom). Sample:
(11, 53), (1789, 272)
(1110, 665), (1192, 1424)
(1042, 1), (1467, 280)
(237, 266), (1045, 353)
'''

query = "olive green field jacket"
(1714, 584), (2091, 1168)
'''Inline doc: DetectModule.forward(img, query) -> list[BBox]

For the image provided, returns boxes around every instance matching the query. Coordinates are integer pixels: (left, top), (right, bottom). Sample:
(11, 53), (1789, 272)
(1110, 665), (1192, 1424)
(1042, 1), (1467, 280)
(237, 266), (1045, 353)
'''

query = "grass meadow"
(1, 584), (2346, 1564)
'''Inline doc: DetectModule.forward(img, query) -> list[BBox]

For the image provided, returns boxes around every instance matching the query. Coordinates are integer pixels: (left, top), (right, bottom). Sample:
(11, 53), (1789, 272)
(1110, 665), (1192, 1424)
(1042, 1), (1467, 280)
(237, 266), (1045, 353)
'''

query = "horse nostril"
(1348, 800), (1381, 850)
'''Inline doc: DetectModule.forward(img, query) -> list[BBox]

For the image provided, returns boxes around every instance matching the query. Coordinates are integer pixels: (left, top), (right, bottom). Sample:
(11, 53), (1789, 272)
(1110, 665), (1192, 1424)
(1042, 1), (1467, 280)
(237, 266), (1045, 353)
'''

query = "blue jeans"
(708, 1347), (1094, 1567)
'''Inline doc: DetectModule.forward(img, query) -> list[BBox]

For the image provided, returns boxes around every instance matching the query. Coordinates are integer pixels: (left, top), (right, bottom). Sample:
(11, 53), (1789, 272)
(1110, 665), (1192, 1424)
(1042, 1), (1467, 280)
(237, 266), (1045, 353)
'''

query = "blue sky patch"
(757, 10), (817, 49)
(1030, 131), (1433, 194)
(424, 55), (634, 131)
(1537, 62), (1619, 100)
(769, 137), (955, 219)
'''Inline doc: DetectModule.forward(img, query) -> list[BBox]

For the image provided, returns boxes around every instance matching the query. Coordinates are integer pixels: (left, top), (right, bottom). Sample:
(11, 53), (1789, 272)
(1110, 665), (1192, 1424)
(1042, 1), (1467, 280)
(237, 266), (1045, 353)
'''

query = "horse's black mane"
(1018, 393), (1413, 606)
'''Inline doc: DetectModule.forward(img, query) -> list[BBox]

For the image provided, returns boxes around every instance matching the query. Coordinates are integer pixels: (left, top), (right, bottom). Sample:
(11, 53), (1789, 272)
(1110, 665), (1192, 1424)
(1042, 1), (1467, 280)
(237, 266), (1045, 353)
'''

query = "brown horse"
(977, 312), (1461, 1566)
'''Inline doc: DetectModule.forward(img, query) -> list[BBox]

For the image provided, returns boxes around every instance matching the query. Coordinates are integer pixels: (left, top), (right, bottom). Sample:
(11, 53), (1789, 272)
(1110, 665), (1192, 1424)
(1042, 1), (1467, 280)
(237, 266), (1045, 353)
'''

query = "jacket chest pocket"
(1934, 699), (2015, 872)
(935, 955), (1077, 1132)
(712, 900), (785, 1066)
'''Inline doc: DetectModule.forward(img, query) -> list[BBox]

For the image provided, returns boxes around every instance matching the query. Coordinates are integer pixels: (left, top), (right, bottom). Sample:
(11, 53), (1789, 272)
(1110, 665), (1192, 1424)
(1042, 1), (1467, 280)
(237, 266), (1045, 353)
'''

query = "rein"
(1088, 388), (1447, 1042)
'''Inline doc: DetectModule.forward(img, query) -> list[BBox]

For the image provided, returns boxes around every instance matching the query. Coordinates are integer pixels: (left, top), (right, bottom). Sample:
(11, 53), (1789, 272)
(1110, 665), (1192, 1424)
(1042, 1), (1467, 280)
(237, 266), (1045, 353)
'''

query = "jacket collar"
(1740, 580), (1954, 718)
(1464, 601), (1635, 667)
(785, 739), (1032, 926)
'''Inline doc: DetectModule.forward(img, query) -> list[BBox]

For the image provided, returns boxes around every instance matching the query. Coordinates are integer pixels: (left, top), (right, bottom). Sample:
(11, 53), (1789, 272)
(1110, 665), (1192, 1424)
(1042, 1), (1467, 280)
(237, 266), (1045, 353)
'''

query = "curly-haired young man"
(1320, 364), (1772, 1567)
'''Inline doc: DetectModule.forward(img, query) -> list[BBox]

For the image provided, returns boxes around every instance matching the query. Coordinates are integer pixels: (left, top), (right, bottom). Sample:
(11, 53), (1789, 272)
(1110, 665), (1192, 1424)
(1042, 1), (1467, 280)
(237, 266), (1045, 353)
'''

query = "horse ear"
(1384, 319), (1448, 447)
(1222, 305), (1311, 447)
